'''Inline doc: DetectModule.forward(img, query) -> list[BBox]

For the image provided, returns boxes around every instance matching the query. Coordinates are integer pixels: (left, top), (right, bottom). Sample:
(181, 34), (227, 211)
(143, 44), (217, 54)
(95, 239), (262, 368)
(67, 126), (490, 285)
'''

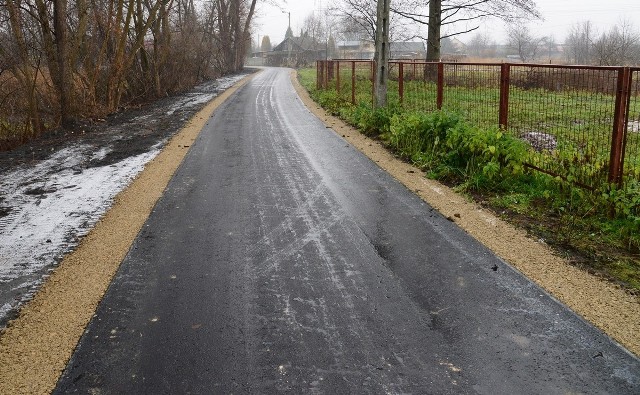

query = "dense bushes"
(339, 104), (529, 192)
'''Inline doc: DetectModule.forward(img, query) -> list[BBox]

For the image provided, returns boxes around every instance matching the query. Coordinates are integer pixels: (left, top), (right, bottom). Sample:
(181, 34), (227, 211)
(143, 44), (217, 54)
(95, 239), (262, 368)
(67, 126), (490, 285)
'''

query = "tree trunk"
(425, 0), (441, 81)
(54, 0), (73, 126)
(374, 0), (390, 108)
(6, 0), (42, 135)
(426, 0), (441, 61)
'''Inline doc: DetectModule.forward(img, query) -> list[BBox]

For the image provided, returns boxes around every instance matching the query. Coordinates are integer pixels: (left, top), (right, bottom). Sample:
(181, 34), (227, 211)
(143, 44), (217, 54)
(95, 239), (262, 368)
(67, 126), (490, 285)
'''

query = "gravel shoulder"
(290, 70), (640, 358)
(0, 68), (637, 394)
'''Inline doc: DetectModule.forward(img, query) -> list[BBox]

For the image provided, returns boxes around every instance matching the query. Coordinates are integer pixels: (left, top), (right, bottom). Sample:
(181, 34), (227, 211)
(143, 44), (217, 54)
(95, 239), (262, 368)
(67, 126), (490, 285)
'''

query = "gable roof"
(273, 36), (323, 52)
(389, 42), (426, 54)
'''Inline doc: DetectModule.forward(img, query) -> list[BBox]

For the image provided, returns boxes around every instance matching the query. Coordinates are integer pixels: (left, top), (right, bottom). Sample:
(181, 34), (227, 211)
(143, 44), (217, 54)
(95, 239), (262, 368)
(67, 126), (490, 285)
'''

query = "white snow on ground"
(0, 144), (161, 319)
(165, 76), (242, 115)
(0, 72), (248, 325)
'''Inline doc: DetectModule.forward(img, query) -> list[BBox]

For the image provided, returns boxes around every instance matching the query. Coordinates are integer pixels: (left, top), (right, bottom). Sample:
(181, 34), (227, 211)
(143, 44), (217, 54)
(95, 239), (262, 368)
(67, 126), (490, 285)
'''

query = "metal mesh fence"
(507, 65), (621, 188)
(317, 60), (640, 188)
(442, 63), (501, 128)
(625, 68), (640, 183)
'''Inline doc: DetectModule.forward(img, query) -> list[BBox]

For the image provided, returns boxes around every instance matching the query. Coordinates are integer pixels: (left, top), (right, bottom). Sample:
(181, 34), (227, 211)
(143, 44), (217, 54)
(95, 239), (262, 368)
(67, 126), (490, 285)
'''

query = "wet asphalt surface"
(54, 68), (640, 394)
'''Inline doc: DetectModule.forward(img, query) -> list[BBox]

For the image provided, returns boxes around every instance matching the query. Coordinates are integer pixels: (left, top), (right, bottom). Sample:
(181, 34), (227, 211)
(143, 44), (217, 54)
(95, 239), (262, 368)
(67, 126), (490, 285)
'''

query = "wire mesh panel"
(392, 61), (438, 112)
(441, 63), (501, 128)
(314, 61), (639, 188)
(625, 68), (640, 184)
(507, 65), (620, 189)
(352, 61), (374, 106)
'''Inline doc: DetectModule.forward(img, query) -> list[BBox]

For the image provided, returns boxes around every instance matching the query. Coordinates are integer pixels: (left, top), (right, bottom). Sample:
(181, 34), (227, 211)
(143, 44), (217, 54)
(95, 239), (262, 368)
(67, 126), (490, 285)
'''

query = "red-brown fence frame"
(316, 60), (639, 188)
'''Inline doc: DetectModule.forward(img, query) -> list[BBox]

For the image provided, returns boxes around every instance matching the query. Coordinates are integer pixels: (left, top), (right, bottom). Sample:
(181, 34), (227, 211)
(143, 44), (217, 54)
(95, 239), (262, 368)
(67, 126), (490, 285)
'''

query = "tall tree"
(565, 21), (596, 65)
(391, 0), (540, 61)
(374, 0), (390, 107)
(592, 20), (640, 66)
(506, 22), (540, 62)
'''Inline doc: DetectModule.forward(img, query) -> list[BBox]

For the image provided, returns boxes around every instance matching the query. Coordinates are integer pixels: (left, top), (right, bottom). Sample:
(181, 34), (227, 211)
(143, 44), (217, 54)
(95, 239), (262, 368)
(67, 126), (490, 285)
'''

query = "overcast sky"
(253, 0), (640, 46)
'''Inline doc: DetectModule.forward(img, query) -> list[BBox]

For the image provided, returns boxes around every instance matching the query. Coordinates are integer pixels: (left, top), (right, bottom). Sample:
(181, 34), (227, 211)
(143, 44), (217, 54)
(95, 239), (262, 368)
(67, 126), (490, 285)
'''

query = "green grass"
(322, 67), (640, 189)
(299, 67), (640, 292)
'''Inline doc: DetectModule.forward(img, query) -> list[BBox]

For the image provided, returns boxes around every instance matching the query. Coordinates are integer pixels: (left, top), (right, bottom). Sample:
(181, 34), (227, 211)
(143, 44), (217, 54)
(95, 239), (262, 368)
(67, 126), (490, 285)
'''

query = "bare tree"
(592, 20), (640, 66)
(0, 0), (270, 146)
(466, 31), (497, 58)
(391, 0), (540, 61)
(506, 22), (541, 62)
(302, 12), (327, 44)
(330, 0), (418, 42)
(565, 21), (596, 65)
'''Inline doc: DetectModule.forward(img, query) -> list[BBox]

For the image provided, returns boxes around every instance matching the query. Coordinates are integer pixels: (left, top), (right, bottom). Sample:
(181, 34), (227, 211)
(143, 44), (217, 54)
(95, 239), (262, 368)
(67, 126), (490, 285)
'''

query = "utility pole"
(374, 0), (391, 107)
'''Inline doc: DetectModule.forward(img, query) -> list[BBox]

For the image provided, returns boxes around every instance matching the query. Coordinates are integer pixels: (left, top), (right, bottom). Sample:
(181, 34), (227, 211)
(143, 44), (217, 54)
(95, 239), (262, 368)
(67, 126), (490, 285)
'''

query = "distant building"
(334, 40), (427, 61)
(267, 36), (325, 67)
(389, 42), (426, 60)
(336, 40), (374, 59)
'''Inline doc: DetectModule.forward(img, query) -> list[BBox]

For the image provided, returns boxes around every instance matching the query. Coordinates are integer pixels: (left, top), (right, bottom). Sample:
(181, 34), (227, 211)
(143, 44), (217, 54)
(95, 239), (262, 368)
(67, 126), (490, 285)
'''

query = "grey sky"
(254, 0), (640, 46)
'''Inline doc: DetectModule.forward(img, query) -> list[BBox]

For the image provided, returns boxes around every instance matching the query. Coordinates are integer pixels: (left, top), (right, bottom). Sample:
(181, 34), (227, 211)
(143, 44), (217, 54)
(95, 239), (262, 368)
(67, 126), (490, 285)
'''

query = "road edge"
(0, 72), (258, 395)
(289, 69), (640, 358)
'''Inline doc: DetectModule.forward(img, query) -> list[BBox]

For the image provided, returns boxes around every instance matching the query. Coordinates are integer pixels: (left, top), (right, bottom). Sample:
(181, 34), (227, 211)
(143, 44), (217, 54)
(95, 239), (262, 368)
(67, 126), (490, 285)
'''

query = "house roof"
(389, 42), (426, 53)
(337, 40), (362, 48)
(273, 36), (323, 52)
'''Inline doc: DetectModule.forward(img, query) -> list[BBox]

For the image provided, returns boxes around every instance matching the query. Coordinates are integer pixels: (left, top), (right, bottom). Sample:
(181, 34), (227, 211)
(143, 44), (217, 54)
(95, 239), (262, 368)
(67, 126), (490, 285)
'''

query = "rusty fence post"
(316, 61), (321, 90)
(399, 62), (404, 104)
(328, 60), (335, 81)
(609, 67), (632, 186)
(336, 61), (341, 95)
(499, 63), (511, 130)
(437, 62), (444, 110)
(351, 61), (356, 104)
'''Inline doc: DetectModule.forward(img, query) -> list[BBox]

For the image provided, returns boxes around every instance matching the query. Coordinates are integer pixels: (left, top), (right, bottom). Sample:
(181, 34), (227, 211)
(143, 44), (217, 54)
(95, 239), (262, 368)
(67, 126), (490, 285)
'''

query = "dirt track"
(0, 69), (638, 394)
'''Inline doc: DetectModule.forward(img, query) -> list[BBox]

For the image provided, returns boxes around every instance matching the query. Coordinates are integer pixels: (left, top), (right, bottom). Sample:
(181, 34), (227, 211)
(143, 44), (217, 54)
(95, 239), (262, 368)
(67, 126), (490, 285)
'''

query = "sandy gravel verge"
(0, 73), (256, 394)
(290, 70), (640, 358)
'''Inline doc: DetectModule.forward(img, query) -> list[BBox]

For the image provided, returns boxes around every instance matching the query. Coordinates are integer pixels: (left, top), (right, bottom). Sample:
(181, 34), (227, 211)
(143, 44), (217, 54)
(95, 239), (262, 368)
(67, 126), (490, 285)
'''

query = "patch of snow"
(166, 93), (217, 115)
(0, 145), (160, 324)
(165, 74), (246, 115)
(91, 146), (112, 161)
(521, 131), (557, 152)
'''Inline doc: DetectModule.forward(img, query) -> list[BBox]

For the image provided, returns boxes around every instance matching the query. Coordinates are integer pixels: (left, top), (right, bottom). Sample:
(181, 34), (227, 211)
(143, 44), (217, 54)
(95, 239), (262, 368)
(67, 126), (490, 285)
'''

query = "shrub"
(387, 111), (528, 191)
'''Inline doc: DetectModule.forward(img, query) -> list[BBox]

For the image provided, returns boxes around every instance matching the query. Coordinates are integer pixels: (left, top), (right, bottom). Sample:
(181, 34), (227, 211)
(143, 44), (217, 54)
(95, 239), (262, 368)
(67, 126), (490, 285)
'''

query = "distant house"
(333, 41), (427, 61)
(336, 40), (374, 59)
(267, 36), (325, 67)
(389, 42), (426, 60)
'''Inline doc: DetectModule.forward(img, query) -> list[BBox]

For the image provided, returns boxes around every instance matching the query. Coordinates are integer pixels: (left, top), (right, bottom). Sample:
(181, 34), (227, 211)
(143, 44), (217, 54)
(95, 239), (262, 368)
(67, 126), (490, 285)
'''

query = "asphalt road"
(55, 68), (640, 394)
